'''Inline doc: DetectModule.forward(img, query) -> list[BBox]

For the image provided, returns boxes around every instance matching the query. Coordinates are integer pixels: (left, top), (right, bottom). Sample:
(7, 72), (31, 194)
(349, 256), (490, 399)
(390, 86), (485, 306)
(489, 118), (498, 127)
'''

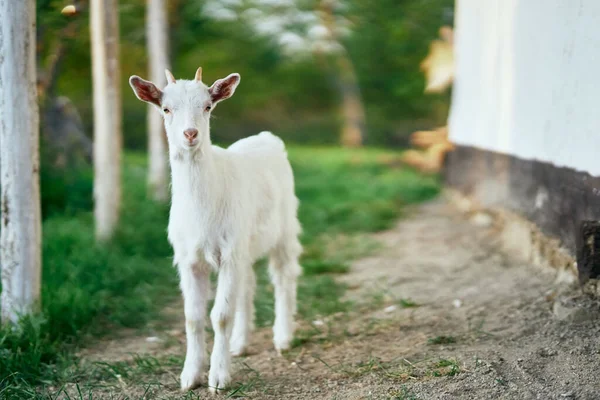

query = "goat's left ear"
(129, 75), (162, 107)
(209, 73), (240, 105)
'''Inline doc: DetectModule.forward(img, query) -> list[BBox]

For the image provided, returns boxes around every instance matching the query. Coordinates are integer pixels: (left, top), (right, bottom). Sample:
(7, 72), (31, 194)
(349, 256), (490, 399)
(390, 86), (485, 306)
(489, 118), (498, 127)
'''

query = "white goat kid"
(129, 68), (302, 394)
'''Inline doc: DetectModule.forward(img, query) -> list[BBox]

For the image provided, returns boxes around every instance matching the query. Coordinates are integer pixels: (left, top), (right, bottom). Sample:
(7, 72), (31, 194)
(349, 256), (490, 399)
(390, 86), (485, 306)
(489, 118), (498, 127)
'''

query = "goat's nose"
(183, 128), (198, 141)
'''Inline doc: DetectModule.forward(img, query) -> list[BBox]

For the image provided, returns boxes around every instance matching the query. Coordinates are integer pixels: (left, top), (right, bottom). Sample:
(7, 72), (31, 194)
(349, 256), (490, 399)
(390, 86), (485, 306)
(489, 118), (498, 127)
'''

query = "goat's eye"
(204, 105), (212, 112)
(163, 108), (170, 114)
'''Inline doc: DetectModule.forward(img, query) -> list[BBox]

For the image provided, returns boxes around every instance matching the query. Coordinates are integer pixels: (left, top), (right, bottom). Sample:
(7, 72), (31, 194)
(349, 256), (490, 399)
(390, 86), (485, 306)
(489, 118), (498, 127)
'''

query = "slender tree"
(318, 0), (365, 147)
(0, 0), (42, 323)
(146, 0), (169, 201)
(90, 0), (122, 240)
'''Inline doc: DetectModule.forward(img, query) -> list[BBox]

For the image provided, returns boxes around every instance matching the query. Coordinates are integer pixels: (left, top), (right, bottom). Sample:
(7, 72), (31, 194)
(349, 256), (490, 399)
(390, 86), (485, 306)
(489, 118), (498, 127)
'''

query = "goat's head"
(129, 67), (240, 152)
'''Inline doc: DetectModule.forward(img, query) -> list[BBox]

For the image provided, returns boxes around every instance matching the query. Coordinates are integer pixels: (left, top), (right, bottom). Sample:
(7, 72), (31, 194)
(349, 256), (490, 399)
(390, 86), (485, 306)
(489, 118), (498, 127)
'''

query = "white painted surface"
(0, 0), (42, 322)
(449, 0), (600, 176)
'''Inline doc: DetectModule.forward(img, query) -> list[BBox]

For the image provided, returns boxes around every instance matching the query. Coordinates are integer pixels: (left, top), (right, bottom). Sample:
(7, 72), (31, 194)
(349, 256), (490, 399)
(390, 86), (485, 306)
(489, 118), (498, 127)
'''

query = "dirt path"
(79, 200), (600, 399)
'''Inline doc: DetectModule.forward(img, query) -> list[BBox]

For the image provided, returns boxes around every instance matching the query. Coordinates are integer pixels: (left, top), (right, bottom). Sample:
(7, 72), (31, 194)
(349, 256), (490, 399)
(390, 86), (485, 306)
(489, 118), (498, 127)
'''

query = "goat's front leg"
(208, 259), (239, 394)
(179, 261), (210, 391)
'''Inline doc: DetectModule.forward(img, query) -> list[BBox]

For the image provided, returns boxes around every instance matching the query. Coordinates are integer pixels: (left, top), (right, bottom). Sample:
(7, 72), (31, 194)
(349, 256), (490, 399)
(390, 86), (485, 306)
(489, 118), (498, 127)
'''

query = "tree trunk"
(0, 0), (42, 323)
(319, 0), (366, 147)
(146, 0), (169, 201)
(90, 0), (122, 240)
(335, 52), (366, 147)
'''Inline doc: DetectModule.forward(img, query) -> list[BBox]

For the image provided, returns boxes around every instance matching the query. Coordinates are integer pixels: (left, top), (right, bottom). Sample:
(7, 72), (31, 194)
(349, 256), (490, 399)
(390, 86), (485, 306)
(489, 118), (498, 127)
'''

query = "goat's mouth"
(184, 139), (201, 149)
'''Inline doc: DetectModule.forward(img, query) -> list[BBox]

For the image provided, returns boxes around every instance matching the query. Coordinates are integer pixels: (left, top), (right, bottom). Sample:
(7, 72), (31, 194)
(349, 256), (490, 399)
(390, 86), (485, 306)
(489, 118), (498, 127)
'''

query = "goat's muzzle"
(184, 128), (199, 145)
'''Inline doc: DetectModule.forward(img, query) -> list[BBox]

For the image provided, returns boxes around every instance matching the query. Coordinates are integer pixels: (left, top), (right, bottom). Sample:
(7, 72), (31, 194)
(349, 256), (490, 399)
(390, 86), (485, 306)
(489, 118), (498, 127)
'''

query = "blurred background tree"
(90, 0), (122, 241)
(202, 0), (367, 147)
(35, 0), (453, 216)
(145, 0), (170, 201)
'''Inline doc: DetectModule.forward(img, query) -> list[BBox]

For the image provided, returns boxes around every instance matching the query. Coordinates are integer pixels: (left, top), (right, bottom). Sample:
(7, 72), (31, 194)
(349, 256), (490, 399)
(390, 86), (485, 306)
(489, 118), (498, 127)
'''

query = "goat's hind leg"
(269, 238), (302, 354)
(230, 265), (256, 356)
(208, 255), (243, 394)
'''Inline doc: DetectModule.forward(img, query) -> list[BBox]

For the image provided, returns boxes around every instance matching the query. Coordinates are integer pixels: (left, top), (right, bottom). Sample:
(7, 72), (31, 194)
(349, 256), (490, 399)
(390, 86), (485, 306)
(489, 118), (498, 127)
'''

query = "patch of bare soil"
(78, 200), (600, 400)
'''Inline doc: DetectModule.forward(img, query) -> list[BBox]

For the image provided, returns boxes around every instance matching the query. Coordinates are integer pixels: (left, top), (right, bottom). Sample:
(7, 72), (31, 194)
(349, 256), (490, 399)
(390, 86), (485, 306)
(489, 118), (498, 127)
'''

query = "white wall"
(449, 0), (600, 176)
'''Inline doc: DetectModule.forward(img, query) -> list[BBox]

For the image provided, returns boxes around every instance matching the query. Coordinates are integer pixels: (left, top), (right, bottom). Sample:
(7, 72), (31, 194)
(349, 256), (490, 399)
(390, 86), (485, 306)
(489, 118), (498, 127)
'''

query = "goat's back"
(225, 131), (299, 259)
(227, 131), (286, 156)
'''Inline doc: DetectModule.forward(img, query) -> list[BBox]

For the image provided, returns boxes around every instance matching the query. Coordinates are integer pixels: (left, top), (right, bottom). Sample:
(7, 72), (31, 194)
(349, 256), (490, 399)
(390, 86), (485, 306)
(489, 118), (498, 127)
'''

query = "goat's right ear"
(129, 76), (162, 107)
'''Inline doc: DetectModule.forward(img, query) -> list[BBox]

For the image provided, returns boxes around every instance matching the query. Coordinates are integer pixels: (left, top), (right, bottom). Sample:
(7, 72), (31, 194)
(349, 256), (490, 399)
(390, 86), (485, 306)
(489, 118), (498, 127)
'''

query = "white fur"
(129, 71), (302, 394)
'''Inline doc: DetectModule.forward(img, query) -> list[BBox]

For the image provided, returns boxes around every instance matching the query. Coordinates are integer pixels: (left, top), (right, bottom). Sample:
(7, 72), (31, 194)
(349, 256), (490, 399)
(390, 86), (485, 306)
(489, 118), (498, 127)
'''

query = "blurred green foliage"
(38, 0), (453, 152)
(346, 0), (454, 144)
(39, 137), (94, 218)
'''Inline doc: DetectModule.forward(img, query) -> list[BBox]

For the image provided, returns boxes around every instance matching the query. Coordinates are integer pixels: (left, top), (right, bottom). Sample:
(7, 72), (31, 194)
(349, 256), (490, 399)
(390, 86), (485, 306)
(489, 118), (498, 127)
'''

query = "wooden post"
(90, 0), (122, 240)
(0, 0), (42, 323)
(146, 0), (169, 201)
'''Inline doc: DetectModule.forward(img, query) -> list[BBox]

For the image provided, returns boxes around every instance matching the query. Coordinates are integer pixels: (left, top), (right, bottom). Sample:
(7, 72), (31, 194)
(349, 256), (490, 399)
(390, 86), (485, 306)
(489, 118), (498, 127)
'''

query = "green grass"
(0, 146), (439, 397)
(391, 386), (420, 400)
(427, 335), (457, 345)
(399, 298), (419, 308)
(434, 359), (460, 376)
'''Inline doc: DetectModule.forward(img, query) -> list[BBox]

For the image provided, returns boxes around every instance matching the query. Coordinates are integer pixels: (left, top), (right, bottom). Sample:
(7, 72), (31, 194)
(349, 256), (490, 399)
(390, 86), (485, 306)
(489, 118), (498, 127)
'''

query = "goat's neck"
(169, 140), (222, 205)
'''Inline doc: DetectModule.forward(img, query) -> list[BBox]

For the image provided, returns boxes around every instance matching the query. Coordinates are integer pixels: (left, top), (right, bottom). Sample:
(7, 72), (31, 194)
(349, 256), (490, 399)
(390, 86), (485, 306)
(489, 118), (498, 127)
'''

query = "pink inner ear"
(210, 76), (238, 103)
(133, 79), (162, 106)
(212, 86), (232, 102)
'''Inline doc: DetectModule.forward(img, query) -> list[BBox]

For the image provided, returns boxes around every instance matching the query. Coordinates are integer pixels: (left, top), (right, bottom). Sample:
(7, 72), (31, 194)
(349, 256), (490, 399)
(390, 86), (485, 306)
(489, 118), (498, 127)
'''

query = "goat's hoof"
(274, 335), (292, 356)
(230, 347), (247, 357)
(275, 343), (292, 357)
(180, 366), (204, 392)
(229, 337), (248, 357)
(275, 346), (291, 357)
(208, 366), (230, 395)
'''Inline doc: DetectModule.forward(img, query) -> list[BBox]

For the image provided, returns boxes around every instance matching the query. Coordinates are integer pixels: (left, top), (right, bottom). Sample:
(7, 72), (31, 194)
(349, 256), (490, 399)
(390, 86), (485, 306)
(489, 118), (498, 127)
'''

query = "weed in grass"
(433, 359), (460, 376)
(390, 386), (419, 400)
(427, 335), (457, 345)
(369, 291), (387, 307)
(290, 327), (322, 348)
(468, 318), (495, 339)
(226, 362), (266, 398)
(399, 298), (419, 308)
